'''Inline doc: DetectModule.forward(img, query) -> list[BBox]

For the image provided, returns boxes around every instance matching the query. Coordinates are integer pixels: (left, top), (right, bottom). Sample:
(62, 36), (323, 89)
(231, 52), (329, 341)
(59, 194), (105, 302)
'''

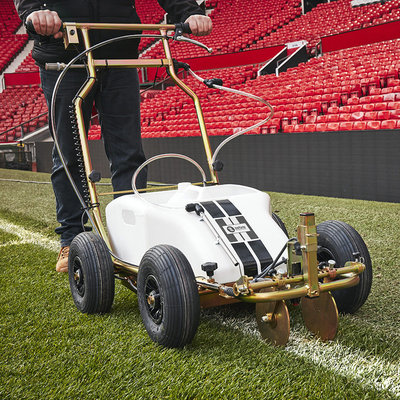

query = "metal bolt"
(261, 313), (274, 323)
(147, 294), (155, 307)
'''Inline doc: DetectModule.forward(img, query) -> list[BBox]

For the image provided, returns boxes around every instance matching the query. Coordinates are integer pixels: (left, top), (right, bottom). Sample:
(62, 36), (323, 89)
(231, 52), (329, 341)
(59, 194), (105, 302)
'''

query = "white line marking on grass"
(287, 328), (400, 396)
(0, 218), (58, 252)
(203, 309), (400, 397)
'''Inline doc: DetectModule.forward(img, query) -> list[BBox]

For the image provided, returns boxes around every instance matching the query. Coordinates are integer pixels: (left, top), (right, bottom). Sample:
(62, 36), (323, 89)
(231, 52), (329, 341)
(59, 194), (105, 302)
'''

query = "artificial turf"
(0, 168), (399, 399)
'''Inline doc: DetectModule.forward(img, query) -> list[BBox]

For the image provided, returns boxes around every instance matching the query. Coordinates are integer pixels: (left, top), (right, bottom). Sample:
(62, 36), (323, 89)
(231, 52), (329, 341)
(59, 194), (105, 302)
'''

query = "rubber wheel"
(137, 245), (200, 348)
(272, 212), (289, 237)
(317, 220), (372, 314)
(68, 232), (115, 314)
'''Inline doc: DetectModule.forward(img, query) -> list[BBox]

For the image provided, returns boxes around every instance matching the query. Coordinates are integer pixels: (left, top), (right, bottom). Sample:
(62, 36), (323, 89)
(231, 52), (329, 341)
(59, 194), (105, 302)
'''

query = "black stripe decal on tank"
(248, 240), (273, 269)
(201, 201), (225, 218)
(217, 199), (241, 216)
(232, 242), (258, 277)
(200, 199), (273, 275)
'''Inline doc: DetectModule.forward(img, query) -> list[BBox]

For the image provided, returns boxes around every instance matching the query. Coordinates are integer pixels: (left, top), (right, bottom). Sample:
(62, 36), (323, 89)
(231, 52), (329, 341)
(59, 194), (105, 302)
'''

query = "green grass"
(0, 229), (19, 243)
(0, 168), (399, 399)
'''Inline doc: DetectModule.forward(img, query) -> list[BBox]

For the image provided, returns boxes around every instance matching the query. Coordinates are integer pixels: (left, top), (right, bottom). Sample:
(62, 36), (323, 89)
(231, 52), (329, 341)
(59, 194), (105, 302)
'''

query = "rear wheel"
(137, 245), (200, 348)
(68, 232), (115, 314)
(317, 220), (372, 314)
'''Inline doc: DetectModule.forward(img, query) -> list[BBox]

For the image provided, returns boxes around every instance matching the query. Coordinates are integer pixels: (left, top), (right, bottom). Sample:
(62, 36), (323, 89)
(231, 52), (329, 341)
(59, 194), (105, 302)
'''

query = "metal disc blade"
(256, 298), (290, 347)
(301, 291), (338, 341)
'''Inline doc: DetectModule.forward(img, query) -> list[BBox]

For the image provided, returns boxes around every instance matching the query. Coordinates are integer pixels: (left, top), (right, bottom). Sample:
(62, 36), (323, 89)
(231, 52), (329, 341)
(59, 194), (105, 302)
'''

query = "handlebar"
(26, 19), (191, 36)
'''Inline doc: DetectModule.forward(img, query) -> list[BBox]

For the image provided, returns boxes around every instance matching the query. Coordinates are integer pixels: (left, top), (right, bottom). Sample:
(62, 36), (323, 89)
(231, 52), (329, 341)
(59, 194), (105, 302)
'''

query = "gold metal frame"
(60, 22), (217, 275)
(58, 23), (366, 314)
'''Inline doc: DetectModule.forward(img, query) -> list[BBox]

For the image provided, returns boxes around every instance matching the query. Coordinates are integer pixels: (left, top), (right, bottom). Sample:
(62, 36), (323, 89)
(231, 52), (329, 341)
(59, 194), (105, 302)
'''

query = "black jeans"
(40, 67), (147, 246)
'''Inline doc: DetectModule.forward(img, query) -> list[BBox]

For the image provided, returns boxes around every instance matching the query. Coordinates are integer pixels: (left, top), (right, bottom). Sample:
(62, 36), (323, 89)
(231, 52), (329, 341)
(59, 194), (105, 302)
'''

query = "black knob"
(212, 159), (224, 172)
(185, 203), (204, 216)
(89, 170), (101, 183)
(201, 262), (218, 278)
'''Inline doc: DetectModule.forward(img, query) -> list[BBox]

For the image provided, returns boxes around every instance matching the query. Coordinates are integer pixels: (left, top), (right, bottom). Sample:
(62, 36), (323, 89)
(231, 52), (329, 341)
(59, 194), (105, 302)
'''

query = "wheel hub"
(74, 269), (81, 283)
(72, 257), (85, 296)
(144, 275), (163, 324)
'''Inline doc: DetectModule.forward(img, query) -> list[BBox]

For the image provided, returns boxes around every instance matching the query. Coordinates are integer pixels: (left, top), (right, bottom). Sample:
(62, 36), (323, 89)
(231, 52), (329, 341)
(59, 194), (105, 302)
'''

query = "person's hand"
(26, 10), (63, 39)
(185, 15), (212, 36)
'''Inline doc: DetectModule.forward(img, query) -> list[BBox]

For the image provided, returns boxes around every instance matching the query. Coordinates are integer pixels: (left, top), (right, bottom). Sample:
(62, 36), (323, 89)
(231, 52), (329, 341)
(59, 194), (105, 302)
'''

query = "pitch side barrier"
(35, 129), (400, 203)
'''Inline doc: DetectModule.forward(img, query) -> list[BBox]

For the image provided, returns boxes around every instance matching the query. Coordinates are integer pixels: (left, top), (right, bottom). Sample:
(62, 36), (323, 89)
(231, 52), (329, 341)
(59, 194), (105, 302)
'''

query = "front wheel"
(137, 245), (200, 348)
(317, 220), (372, 314)
(68, 232), (115, 314)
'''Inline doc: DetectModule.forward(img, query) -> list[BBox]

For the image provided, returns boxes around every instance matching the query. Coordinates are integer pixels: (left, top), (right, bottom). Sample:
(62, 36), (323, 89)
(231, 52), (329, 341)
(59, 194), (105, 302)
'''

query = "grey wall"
(36, 130), (400, 203)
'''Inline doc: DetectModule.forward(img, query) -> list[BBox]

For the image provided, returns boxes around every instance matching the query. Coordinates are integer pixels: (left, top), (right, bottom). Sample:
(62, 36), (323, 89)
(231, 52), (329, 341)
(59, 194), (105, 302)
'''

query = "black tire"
(272, 212), (289, 237)
(137, 245), (200, 348)
(68, 232), (115, 314)
(317, 220), (372, 314)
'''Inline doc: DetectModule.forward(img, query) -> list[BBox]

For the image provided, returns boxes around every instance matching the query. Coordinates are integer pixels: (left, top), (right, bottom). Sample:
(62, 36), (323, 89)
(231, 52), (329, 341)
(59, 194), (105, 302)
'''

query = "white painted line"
(203, 309), (400, 397)
(0, 218), (58, 252)
(287, 326), (400, 396)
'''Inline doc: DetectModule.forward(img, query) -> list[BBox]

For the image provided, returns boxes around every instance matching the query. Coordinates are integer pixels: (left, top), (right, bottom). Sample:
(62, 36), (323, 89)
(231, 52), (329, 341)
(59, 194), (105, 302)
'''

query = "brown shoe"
(56, 246), (70, 273)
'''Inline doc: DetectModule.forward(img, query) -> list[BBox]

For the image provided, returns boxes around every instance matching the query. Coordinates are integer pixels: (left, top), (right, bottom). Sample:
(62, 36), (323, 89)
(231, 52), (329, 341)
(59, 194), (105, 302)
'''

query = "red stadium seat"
(284, 124), (294, 133)
(364, 111), (377, 121)
(316, 123), (327, 132)
(327, 122), (340, 131)
(377, 110), (390, 120)
(350, 105), (363, 112)
(389, 109), (400, 119)
(303, 123), (316, 132)
(347, 97), (360, 105)
(374, 102), (388, 111)
(353, 121), (367, 130)
(381, 120), (397, 129)
(359, 96), (371, 104)
(305, 115), (317, 124)
(339, 106), (351, 113)
(327, 106), (340, 114)
(294, 124), (305, 132)
(339, 122), (353, 131)
(366, 120), (381, 130)
(339, 113), (351, 122)
(281, 117), (290, 129)
(326, 114), (339, 122)
(351, 111), (364, 121)
(362, 103), (374, 112)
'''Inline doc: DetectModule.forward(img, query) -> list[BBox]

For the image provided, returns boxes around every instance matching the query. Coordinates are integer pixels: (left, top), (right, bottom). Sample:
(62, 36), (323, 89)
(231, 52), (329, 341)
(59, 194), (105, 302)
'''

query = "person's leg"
(95, 68), (147, 195)
(40, 68), (96, 247)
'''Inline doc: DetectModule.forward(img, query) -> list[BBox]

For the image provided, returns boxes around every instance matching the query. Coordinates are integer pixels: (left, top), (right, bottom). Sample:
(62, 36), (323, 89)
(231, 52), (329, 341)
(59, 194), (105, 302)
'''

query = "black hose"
(254, 237), (296, 280)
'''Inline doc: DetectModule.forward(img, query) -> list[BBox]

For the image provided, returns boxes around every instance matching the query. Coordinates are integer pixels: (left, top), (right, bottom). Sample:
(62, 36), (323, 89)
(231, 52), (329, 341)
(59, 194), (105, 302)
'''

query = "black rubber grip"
(181, 22), (192, 34)
(25, 19), (36, 34)
(175, 22), (192, 34)
(25, 18), (64, 35)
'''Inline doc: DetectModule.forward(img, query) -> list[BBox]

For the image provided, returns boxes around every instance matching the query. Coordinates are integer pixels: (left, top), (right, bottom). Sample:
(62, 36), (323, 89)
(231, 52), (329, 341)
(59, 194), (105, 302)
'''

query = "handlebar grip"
(25, 19), (36, 34)
(181, 22), (192, 34)
(175, 22), (192, 35)
(25, 18), (64, 36)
